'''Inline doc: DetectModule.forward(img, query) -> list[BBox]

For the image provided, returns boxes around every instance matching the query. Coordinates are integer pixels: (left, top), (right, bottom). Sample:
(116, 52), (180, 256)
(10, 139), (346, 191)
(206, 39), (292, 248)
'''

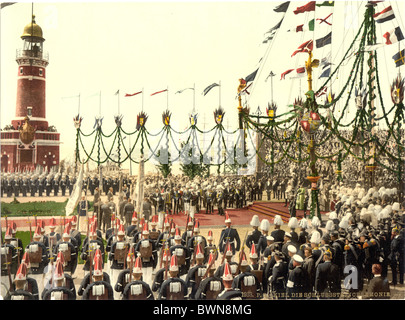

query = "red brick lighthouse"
(1, 15), (60, 172)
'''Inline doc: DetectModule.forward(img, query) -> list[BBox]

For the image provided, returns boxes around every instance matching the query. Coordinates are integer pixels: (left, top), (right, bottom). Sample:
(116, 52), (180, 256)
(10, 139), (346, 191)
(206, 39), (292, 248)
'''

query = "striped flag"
(373, 6), (395, 24)
(383, 27), (404, 45)
(316, 32), (332, 48)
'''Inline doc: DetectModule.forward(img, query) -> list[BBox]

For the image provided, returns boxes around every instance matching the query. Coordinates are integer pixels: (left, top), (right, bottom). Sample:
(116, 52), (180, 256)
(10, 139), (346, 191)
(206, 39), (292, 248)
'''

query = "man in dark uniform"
(194, 252), (223, 300)
(123, 198), (135, 227)
(286, 254), (309, 299)
(53, 228), (78, 276)
(82, 253), (114, 300)
(388, 227), (404, 285)
(217, 261), (243, 300)
(185, 244), (207, 299)
(42, 259), (76, 300)
(314, 249), (341, 299)
(218, 214), (241, 257)
(169, 227), (191, 278)
(270, 215), (285, 243)
(267, 251), (288, 299)
(121, 256), (154, 300)
(246, 215), (262, 252)
(5, 263), (35, 300)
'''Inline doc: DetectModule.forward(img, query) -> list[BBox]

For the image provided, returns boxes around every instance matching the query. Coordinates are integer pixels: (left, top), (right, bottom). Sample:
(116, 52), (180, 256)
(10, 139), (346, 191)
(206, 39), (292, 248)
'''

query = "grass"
(0, 199), (93, 217)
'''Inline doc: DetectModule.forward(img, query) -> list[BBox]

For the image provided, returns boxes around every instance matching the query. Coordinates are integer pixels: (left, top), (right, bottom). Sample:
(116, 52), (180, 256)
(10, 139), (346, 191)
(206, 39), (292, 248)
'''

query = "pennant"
(281, 69), (294, 80)
(316, 1), (334, 6)
(289, 67), (307, 79)
(175, 87), (194, 94)
(373, 6), (395, 24)
(114, 89), (120, 95)
(383, 27), (404, 45)
(245, 69), (258, 83)
(202, 83), (219, 96)
(291, 39), (313, 57)
(316, 32), (332, 48)
(293, 1), (316, 15)
(274, 1), (290, 13)
(125, 91), (142, 97)
(151, 89), (168, 96)
(316, 86), (328, 97)
(392, 49), (405, 67)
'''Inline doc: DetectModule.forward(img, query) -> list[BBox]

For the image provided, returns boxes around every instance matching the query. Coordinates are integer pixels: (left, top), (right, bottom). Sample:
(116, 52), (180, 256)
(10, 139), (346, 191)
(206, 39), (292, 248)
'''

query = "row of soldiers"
(2, 182), (404, 300)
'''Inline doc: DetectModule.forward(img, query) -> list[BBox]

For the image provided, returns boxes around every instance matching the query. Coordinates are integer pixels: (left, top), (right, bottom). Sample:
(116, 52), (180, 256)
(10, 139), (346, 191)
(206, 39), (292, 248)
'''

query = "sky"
(1, 0), (404, 174)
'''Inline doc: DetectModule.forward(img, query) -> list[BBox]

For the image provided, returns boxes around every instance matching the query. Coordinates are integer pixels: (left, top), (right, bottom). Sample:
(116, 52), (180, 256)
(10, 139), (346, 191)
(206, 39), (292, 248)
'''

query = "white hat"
(328, 211), (337, 220)
(260, 219), (270, 232)
(250, 215), (260, 227)
(339, 217), (349, 229)
(325, 220), (335, 232)
(392, 202), (400, 211)
(273, 215), (284, 226)
(311, 216), (320, 228)
(288, 217), (299, 229)
(299, 218), (308, 229)
(287, 245), (297, 253)
(266, 235), (274, 241)
(292, 254), (303, 263)
(310, 231), (321, 244)
(285, 232), (292, 238)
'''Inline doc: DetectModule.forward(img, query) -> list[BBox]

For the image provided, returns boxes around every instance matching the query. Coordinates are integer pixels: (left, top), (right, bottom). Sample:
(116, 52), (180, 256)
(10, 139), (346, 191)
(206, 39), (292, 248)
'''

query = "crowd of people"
(1, 174), (404, 300)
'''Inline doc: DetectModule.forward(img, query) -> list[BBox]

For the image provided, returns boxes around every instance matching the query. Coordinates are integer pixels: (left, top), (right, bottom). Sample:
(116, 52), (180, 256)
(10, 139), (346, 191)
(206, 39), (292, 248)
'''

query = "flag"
(291, 39), (313, 57)
(293, 1), (316, 15)
(290, 67), (307, 79)
(65, 165), (84, 216)
(295, 19), (315, 32)
(202, 83), (219, 96)
(151, 89), (168, 96)
(319, 66), (331, 78)
(265, 18), (284, 34)
(114, 89), (120, 95)
(281, 69), (294, 80)
(317, 13), (333, 26)
(245, 69), (258, 83)
(316, 87), (328, 97)
(392, 49), (405, 67)
(125, 91), (142, 97)
(274, 1), (290, 13)
(316, 32), (332, 48)
(373, 6), (395, 24)
(383, 27), (404, 45)
(296, 67), (306, 74)
(175, 87), (194, 94)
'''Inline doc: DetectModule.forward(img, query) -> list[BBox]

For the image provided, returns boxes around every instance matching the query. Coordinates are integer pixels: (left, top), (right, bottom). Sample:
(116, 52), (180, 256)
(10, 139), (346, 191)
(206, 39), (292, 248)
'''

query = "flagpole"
(193, 83), (196, 112)
(166, 86), (169, 110)
(142, 88), (144, 111)
(99, 90), (101, 116)
(78, 93), (81, 115)
(117, 90), (120, 115)
(219, 80), (221, 108)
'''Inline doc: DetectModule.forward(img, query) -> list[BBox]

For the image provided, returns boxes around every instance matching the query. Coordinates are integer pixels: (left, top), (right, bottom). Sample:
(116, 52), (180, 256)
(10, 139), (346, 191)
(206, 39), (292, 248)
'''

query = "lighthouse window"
(20, 67), (23, 75)
(39, 69), (43, 76)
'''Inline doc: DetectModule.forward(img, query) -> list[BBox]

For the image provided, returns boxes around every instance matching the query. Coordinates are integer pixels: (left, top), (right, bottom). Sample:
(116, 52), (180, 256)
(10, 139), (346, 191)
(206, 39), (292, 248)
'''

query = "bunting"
(245, 69), (258, 83)
(316, 32), (332, 48)
(274, 1), (290, 13)
(393, 49), (405, 67)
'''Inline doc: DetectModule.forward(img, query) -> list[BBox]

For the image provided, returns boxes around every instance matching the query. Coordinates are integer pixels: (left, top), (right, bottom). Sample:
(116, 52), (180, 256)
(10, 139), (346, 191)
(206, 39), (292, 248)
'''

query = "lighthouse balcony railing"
(16, 49), (49, 61)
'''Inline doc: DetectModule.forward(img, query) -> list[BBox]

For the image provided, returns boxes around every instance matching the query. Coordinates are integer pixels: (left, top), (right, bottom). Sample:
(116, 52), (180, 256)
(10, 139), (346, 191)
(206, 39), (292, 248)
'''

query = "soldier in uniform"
(82, 253), (114, 300)
(169, 227), (191, 279)
(152, 245), (171, 294)
(267, 251), (288, 299)
(214, 242), (239, 279)
(257, 219), (270, 255)
(286, 254), (309, 300)
(1, 227), (18, 291)
(314, 249), (341, 299)
(270, 215), (285, 244)
(5, 262), (35, 300)
(134, 222), (158, 287)
(121, 256), (154, 300)
(158, 255), (188, 300)
(123, 198), (135, 227)
(194, 252), (223, 300)
(187, 220), (207, 264)
(25, 226), (49, 297)
(204, 230), (218, 264)
(172, 187), (182, 215)
(232, 251), (262, 299)
(93, 187), (102, 222)
(109, 224), (130, 299)
(42, 259), (76, 300)
(53, 226), (78, 275)
(388, 227), (404, 285)
(217, 261), (243, 300)
(81, 224), (105, 276)
(9, 222), (24, 267)
(185, 243), (207, 299)
(246, 215), (262, 251)
(218, 214), (241, 258)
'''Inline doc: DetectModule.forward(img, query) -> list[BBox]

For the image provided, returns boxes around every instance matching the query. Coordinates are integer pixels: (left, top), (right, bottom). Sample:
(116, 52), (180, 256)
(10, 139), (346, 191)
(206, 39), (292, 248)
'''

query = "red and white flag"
(373, 6), (395, 24)
(291, 40), (313, 57)
(280, 69), (294, 80)
(383, 26), (404, 44)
